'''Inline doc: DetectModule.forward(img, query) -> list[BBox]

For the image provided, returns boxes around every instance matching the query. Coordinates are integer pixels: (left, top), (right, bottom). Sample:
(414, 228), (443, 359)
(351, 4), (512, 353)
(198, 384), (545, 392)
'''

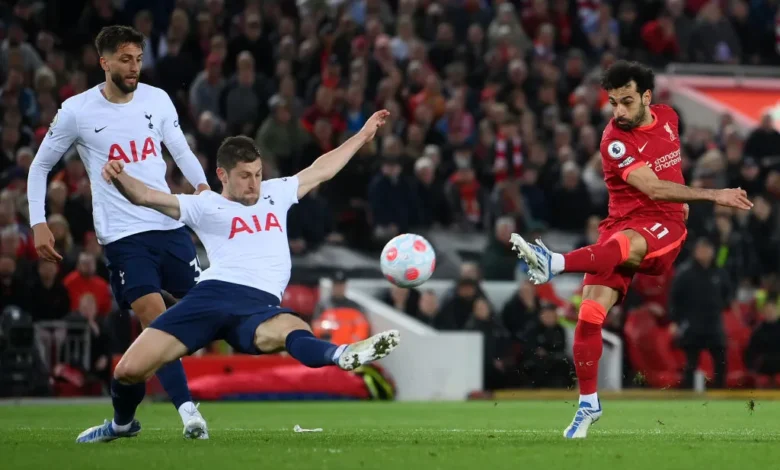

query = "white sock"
(178, 401), (200, 424)
(579, 392), (599, 407)
(331, 344), (348, 362)
(112, 420), (133, 433)
(551, 252), (565, 274)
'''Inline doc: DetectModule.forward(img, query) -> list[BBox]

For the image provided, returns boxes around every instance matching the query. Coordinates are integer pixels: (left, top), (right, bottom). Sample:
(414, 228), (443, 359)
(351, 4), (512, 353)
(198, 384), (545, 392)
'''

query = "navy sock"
(111, 378), (146, 425)
(285, 329), (339, 368)
(155, 360), (192, 410)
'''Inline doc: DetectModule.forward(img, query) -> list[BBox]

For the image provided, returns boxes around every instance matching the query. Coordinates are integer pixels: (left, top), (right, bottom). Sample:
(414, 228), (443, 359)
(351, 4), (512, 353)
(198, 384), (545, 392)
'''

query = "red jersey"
(600, 104), (685, 222)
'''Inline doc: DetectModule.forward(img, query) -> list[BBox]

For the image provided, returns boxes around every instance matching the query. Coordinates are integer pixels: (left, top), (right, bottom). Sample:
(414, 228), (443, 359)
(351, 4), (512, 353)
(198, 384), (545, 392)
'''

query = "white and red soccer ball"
(380, 233), (436, 287)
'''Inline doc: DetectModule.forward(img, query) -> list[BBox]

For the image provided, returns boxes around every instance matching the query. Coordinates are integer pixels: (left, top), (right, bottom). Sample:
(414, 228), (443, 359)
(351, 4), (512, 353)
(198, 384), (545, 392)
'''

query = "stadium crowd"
(2, 0), (780, 392)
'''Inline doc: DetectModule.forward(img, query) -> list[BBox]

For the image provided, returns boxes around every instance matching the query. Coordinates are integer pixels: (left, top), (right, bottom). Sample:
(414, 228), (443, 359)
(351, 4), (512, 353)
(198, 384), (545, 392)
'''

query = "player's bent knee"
(130, 293), (168, 327)
(254, 313), (310, 353)
(113, 356), (153, 384)
(620, 230), (649, 267)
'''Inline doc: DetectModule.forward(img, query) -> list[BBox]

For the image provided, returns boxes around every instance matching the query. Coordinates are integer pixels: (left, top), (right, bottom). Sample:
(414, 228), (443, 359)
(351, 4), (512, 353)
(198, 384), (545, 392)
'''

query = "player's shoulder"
(600, 120), (639, 158)
(262, 176), (297, 190)
(60, 85), (100, 113)
(650, 104), (678, 121)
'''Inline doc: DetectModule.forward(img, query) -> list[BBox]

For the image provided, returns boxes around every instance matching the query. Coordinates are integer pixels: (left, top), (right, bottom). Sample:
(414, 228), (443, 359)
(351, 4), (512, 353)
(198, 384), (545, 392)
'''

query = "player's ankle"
(579, 392), (599, 406)
(551, 252), (565, 274)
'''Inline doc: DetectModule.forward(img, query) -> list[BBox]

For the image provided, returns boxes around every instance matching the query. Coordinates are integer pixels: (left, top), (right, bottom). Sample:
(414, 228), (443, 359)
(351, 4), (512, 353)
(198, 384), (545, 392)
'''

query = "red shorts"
(582, 217), (687, 301)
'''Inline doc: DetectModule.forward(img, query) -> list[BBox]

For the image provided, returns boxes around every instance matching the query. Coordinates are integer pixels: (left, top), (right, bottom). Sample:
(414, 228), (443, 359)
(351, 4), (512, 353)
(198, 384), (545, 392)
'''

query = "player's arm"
(295, 110), (389, 199)
(28, 106), (79, 262)
(102, 160), (182, 220)
(160, 92), (210, 194)
(625, 165), (752, 209)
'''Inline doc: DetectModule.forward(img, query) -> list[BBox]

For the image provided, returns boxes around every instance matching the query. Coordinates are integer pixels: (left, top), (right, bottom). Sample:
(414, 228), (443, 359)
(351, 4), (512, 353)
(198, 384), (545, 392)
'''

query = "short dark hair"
(95, 26), (145, 56)
(216, 136), (262, 171)
(600, 60), (655, 96)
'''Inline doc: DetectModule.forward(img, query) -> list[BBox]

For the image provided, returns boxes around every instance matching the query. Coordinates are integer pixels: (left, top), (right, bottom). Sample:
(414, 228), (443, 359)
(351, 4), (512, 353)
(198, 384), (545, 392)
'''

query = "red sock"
(573, 300), (606, 395)
(563, 233), (630, 275)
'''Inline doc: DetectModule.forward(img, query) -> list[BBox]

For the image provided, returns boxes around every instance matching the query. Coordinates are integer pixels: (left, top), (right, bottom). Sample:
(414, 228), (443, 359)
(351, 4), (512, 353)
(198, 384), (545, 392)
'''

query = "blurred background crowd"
(2, 0), (780, 395)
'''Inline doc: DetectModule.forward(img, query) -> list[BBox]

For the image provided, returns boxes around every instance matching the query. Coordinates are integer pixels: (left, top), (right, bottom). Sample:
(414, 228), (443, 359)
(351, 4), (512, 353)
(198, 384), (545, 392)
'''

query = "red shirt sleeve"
(600, 134), (645, 181)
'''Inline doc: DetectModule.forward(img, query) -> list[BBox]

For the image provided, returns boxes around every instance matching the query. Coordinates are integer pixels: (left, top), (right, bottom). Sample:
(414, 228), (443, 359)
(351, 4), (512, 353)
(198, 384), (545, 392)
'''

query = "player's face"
(221, 160), (263, 206)
(607, 81), (651, 131)
(101, 43), (143, 95)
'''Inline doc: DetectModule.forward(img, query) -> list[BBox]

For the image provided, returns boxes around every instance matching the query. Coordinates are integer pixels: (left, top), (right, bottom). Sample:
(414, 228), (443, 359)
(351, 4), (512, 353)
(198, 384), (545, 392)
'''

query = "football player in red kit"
(510, 61), (752, 439)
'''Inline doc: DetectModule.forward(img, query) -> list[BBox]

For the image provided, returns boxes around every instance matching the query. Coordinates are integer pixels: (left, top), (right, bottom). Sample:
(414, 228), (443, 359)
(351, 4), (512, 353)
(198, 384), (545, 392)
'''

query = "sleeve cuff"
(620, 161), (646, 181)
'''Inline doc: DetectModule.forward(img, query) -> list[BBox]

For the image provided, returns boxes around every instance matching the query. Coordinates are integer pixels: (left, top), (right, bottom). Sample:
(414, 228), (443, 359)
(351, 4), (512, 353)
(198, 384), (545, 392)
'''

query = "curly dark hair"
(94, 25), (145, 56)
(600, 60), (655, 96)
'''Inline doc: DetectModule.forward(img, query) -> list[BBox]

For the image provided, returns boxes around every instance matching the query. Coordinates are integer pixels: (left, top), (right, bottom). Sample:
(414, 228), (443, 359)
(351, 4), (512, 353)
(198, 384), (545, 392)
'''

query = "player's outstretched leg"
(132, 294), (208, 440)
(255, 314), (400, 369)
(77, 328), (188, 443)
(510, 232), (632, 284)
(564, 297), (608, 439)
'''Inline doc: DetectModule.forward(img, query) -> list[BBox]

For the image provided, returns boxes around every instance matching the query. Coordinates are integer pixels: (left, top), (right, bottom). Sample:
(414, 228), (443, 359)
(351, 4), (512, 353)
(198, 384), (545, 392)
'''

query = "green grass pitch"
(2, 400), (779, 470)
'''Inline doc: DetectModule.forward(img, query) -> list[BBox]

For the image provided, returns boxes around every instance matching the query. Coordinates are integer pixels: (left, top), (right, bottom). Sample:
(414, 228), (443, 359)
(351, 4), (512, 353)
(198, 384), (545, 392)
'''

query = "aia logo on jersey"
(108, 137), (158, 163)
(664, 122), (676, 141)
(607, 141), (626, 159)
(228, 213), (283, 239)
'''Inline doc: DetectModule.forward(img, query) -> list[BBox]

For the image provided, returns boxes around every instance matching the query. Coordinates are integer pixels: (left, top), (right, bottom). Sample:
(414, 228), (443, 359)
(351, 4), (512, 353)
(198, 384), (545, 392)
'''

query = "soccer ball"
(380, 233), (436, 287)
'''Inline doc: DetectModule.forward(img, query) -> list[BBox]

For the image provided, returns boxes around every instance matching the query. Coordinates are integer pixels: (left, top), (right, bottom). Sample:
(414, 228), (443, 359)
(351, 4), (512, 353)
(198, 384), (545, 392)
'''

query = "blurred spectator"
(368, 157), (419, 244)
(287, 184), (342, 255)
(189, 52), (226, 118)
(219, 51), (272, 135)
(745, 113), (780, 162)
(439, 277), (481, 329)
(500, 281), (540, 341)
(522, 303), (572, 388)
(745, 294), (780, 385)
(62, 252), (112, 317)
(481, 216), (519, 281)
(669, 237), (731, 388)
(0, 255), (26, 311)
(549, 161), (593, 231)
(313, 271), (362, 319)
(688, 2), (741, 64)
(25, 260), (70, 321)
(381, 284), (421, 318)
(465, 297), (511, 390)
(413, 156), (451, 228)
(65, 293), (112, 386)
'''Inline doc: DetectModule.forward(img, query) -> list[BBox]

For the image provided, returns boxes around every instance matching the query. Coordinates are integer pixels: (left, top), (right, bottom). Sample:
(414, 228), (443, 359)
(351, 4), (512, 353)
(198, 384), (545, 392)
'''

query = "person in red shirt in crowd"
(63, 252), (113, 316)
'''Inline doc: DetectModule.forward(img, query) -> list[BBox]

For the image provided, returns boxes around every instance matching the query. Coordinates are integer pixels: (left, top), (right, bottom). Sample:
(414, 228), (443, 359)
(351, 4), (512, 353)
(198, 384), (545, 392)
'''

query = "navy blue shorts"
(149, 280), (295, 355)
(104, 227), (200, 309)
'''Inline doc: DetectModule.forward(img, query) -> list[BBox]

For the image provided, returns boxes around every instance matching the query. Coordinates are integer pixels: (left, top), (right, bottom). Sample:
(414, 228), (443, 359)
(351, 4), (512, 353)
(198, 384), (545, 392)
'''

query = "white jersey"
(176, 177), (299, 299)
(30, 83), (207, 244)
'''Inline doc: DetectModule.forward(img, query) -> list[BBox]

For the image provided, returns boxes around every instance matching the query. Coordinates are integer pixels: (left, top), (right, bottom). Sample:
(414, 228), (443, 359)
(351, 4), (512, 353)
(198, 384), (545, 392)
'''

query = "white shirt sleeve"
(176, 193), (207, 228)
(160, 92), (209, 189)
(27, 107), (78, 226)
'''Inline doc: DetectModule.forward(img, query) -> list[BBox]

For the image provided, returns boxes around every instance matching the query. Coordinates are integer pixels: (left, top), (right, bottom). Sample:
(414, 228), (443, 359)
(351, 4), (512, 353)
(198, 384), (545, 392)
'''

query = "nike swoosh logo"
(95, 126), (107, 133)
(638, 142), (648, 152)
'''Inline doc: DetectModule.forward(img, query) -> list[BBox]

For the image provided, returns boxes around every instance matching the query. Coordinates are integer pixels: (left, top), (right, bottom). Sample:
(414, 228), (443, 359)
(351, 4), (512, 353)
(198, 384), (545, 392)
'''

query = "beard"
(615, 105), (647, 131)
(110, 71), (138, 94)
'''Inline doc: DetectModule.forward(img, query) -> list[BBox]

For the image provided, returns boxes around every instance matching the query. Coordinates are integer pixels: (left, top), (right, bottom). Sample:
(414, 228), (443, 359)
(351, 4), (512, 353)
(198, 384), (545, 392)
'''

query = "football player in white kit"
(76, 110), (400, 443)
(27, 26), (209, 438)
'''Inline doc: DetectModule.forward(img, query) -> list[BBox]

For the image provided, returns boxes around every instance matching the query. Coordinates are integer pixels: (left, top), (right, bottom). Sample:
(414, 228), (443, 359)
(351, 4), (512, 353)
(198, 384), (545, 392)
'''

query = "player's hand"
(194, 184), (210, 195)
(359, 110), (390, 142)
(714, 188), (753, 211)
(683, 203), (689, 222)
(32, 223), (63, 262)
(101, 160), (125, 184)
